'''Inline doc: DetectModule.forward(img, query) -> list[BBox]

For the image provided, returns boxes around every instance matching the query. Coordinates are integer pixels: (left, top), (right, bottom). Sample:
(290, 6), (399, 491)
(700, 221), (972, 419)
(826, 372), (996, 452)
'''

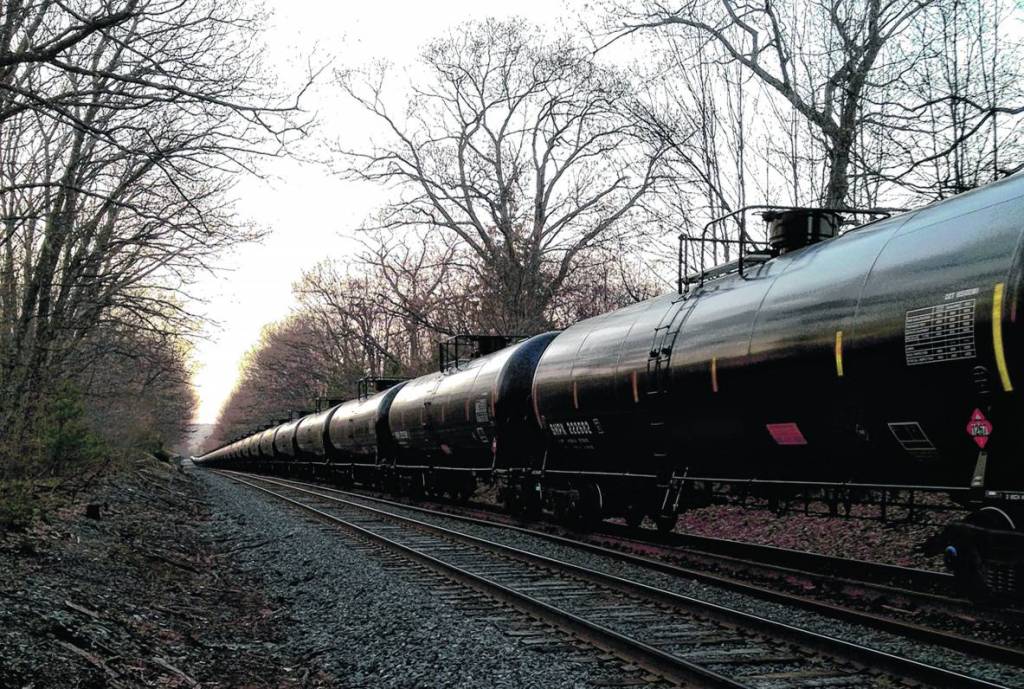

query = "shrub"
(0, 480), (45, 532)
(37, 383), (107, 475)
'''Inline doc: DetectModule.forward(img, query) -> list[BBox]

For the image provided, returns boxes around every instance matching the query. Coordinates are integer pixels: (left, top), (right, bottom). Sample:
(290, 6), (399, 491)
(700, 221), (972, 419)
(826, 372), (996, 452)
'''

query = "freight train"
(197, 173), (1024, 597)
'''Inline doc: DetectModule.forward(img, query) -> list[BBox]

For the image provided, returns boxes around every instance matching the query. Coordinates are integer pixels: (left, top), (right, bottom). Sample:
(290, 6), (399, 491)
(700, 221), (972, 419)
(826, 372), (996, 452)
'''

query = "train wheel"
(565, 482), (602, 530)
(624, 504), (645, 529)
(951, 507), (1019, 601)
(655, 515), (677, 534)
(508, 478), (542, 519)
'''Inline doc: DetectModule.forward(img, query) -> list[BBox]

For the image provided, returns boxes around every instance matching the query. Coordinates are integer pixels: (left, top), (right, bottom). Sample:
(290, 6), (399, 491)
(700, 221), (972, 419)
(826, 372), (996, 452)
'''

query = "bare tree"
(351, 229), (480, 351)
(869, 0), (1024, 196)
(337, 18), (668, 333)
(0, 1), (137, 114)
(209, 316), (329, 446)
(73, 320), (197, 457)
(616, 0), (931, 207)
(631, 44), (762, 271)
(550, 245), (662, 324)
(614, 0), (1024, 208)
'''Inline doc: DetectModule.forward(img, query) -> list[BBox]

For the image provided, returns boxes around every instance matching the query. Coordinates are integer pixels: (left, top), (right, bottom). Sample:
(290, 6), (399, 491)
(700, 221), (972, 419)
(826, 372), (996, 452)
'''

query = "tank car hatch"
(762, 209), (843, 254)
(438, 334), (527, 372)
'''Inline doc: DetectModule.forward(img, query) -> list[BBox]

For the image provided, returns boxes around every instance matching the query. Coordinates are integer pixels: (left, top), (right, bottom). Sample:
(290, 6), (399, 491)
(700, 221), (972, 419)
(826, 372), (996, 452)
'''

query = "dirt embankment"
(0, 457), (315, 689)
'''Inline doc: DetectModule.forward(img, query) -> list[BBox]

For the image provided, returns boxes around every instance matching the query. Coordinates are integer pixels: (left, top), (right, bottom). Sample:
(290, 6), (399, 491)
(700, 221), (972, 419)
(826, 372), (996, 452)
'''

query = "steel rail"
(616, 526), (956, 593)
(468, 490), (955, 593)
(472, 496), (956, 594)
(216, 470), (1013, 689)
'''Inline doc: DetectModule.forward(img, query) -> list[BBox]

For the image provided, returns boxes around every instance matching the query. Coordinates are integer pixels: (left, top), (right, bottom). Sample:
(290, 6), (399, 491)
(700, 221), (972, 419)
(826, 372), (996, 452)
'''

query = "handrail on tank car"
(438, 334), (528, 372)
(678, 205), (905, 294)
(356, 376), (407, 400)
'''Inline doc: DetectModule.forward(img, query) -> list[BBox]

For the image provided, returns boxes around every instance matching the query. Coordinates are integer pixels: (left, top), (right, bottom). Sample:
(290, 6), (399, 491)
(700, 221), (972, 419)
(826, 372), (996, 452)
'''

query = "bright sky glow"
(190, 0), (581, 423)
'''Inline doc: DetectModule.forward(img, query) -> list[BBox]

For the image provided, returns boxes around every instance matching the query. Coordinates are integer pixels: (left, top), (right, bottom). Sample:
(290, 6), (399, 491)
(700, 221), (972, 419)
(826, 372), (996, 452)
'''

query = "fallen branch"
(142, 549), (201, 574)
(55, 639), (124, 687)
(64, 600), (101, 619)
(219, 536), (279, 557)
(151, 656), (199, 687)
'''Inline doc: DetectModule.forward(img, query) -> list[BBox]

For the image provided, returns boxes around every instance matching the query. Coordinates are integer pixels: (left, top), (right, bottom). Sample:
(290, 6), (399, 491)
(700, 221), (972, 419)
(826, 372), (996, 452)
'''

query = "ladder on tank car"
(645, 296), (699, 465)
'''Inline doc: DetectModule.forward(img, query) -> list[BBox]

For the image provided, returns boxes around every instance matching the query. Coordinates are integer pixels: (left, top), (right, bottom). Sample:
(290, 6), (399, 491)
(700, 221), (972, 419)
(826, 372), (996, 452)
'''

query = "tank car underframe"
(942, 491), (1024, 598)
(380, 464), (485, 500)
(496, 464), (982, 525)
(495, 465), (692, 532)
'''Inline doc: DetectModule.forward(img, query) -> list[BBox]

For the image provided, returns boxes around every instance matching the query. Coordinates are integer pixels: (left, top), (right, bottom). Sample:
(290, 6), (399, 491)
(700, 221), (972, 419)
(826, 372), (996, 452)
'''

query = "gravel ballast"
(3, 460), (672, 688)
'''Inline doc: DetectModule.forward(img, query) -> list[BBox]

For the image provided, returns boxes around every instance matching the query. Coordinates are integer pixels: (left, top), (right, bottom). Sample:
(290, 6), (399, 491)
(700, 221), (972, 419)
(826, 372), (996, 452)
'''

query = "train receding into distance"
(198, 173), (1024, 597)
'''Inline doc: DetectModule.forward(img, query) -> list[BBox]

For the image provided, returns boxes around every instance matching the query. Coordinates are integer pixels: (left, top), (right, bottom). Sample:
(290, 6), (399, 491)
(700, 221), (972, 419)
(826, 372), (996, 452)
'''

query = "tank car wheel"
(624, 504), (645, 529)
(563, 482), (602, 530)
(945, 507), (1019, 601)
(655, 515), (677, 534)
(507, 478), (542, 520)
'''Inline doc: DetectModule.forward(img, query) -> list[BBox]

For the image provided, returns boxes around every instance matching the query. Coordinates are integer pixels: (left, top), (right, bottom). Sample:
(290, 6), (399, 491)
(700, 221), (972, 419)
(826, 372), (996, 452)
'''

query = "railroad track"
(301, 480), (960, 598)
(598, 523), (957, 596)
(452, 500), (957, 597)
(213, 469), (1017, 689)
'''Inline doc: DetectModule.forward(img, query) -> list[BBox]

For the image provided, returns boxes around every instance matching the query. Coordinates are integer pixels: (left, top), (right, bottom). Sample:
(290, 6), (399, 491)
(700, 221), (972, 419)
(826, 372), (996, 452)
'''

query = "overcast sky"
(190, 0), (585, 424)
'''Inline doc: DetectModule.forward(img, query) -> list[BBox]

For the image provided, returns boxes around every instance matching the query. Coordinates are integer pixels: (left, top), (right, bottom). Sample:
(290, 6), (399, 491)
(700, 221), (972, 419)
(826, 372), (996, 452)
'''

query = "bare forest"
(1, 2), (1020, 468)
(0, 0), (310, 502)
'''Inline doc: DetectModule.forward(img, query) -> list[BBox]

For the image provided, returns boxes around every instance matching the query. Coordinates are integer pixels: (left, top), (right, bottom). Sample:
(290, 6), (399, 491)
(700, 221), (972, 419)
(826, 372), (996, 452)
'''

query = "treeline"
(211, 243), (658, 443)
(0, 0), (309, 479)
(210, 2), (1024, 446)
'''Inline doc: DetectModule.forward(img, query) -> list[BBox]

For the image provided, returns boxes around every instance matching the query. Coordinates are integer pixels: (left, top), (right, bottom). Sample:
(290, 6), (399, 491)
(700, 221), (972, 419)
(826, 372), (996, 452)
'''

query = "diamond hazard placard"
(966, 408), (992, 449)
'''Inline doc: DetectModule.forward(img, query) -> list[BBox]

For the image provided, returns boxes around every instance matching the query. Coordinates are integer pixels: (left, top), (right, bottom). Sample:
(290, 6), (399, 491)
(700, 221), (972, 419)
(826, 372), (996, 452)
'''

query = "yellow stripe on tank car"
(834, 330), (844, 378)
(531, 380), (543, 427)
(711, 356), (718, 393)
(993, 282), (1014, 392)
